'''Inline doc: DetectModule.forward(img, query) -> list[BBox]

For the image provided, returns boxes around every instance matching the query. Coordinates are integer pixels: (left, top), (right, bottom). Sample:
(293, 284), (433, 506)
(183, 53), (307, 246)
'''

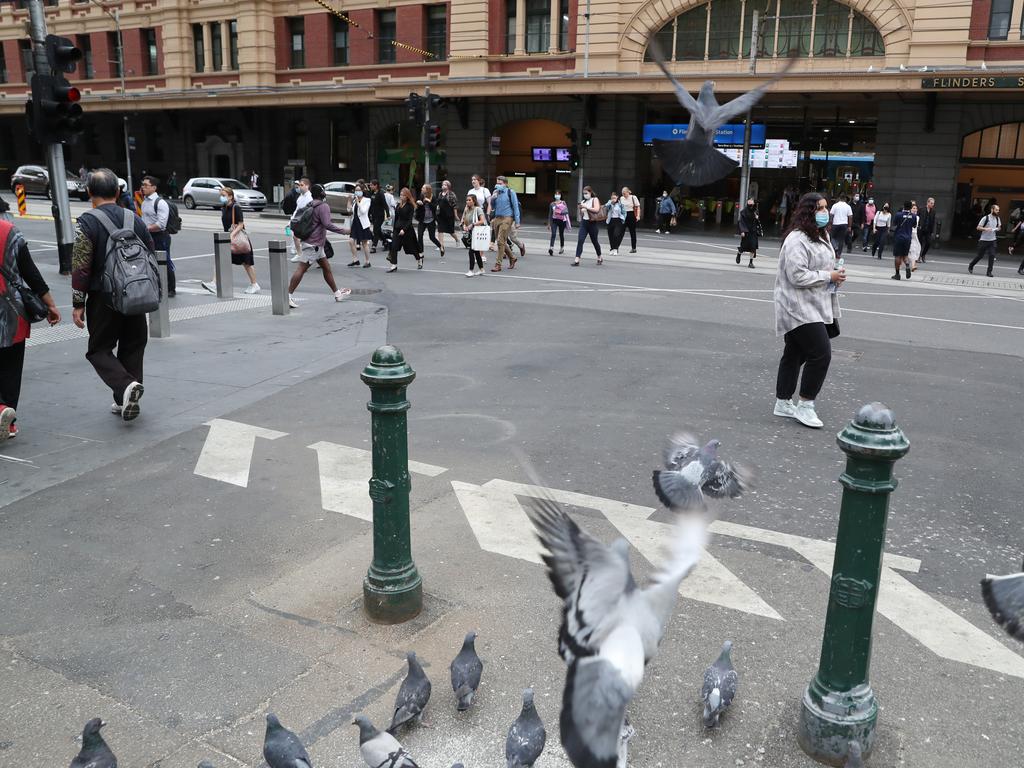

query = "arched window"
(645, 0), (884, 62)
(961, 123), (1024, 163)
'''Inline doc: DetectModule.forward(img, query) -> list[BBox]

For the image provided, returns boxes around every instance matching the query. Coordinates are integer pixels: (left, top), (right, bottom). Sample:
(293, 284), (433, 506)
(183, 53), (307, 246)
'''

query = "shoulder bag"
(0, 225), (48, 323)
(229, 205), (252, 255)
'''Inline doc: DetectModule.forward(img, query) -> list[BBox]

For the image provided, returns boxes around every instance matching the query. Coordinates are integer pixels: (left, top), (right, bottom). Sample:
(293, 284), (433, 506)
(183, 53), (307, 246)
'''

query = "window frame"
(378, 9), (397, 64)
(525, 0), (550, 54)
(988, 0), (1012, 40)
(143, 28), (158, 75)
(192, 23), (205, 73)
(0, 41), (7, 84)
(229, 20), (239, 69)
(210, 21), (223, 71)
(289, 16), (306, 69)
(426, 5), (447, 60)
(77, 33), (94, 79)
(506, 1), (517, 54)
(107, 31), (122, 77)
(332, 15), (349, 66)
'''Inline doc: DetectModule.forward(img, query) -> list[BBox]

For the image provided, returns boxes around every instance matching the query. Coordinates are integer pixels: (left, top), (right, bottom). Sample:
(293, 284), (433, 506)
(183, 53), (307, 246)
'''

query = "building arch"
(619, 0), (912, 66)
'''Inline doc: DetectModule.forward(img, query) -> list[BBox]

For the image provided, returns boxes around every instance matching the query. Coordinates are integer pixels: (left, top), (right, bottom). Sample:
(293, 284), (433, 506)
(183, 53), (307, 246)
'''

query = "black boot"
(736, 249), (742, 265)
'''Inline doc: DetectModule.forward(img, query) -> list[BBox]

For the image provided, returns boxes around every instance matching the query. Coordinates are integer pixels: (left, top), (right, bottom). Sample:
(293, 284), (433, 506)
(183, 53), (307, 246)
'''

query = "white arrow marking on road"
(452, 481), (544, 564)
(309, 442), (448, 521)
(193, 419), (288, 487)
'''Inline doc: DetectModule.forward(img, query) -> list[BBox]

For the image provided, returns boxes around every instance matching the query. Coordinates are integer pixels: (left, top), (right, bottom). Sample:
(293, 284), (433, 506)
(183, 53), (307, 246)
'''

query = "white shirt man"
(969, 204), (1001, 276)
(290, 180), (313, 223)
(830, 198), (853, 226)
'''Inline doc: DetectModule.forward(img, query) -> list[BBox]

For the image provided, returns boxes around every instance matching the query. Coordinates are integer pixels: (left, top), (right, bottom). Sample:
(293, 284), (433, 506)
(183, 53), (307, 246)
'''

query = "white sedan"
(182, 177), (267, 211)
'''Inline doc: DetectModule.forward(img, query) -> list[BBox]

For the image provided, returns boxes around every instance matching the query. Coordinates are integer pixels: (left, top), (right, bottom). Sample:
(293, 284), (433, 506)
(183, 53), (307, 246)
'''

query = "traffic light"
(565, 129), (580, 169)
(405, 92), (424, 124)
(583, 132), (592, 148)
(45, 34), (82, 74)
(29, 73), (83, 144)
(425, 122), (441, 150)
(428, 93), (443, 112)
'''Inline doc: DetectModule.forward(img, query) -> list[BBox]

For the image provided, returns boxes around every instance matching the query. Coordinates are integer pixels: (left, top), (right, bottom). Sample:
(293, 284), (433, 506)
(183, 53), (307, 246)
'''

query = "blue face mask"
(219, 195), (228, 204)
(815, 211), (829, 228)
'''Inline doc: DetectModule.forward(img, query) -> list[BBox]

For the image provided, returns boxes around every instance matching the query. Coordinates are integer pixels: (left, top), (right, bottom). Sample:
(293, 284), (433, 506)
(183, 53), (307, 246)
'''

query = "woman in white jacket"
(773, 192), (847, 429)
(347, 184), (374, 268)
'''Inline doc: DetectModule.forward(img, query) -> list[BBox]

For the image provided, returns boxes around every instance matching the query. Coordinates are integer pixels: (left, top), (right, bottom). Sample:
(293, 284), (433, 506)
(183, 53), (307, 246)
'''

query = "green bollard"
(360, 345), (423, 624)
(798, 402), (910, 766)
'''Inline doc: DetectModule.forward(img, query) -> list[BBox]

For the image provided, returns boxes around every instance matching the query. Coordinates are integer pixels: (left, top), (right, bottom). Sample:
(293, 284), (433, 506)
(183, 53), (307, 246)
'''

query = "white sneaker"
(121, 381), (144, 422)
(481, 254), (487, 263)
(201, 281), (216, 294)
(334, 288), (351, 301)
(465, 270), (476, 277)
(773, 398), (797, 418)
(794, 400), (823, 428)
(289, 254), (301, 262)
(110, 403), (122, 415)
(288, 295), (299, 308)
(244, 283), (261, 294)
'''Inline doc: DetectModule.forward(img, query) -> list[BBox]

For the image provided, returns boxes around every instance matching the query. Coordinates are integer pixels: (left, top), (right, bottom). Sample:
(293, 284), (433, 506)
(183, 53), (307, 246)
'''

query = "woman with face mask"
(547, 189), (570, 256)
(604, 192), (627, 257)
(347, 184), (373, 268)
(573, 186), (603, 266)
(201, 187), (260, 294)
(871, 203), (892, 259)
(656, 190), (677, 234)
(620, 186), (641, 253)
(772, 193), (846, 430)
(436, 180), (460, 255)
(736, 198), (761, 268)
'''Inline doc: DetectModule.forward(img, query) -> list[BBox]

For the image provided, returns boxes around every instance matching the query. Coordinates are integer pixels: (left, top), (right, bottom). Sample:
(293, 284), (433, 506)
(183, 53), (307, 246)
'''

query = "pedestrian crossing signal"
(425, 123), (442, 150)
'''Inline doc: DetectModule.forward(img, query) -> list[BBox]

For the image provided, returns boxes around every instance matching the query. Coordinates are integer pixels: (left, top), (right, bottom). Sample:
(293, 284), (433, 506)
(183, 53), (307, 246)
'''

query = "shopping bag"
(471, 224), (490, 251)
(230, 228), (252, 255)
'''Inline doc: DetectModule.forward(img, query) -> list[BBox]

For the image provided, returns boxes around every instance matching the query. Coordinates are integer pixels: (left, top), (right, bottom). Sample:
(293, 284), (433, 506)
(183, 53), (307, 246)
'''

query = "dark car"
(9, 164), (89, 201)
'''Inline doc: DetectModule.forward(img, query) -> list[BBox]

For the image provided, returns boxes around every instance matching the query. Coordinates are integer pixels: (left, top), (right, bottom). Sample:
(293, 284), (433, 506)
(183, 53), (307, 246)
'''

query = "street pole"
(27, 0), (74, 274)
(738, 10), (759, 217)
(87, 0), (131, 188)
(423, 86), (431, 188)
(583, 0), (591, 78)
(797, 402), (910, 765)
(361, 345), (423, 624)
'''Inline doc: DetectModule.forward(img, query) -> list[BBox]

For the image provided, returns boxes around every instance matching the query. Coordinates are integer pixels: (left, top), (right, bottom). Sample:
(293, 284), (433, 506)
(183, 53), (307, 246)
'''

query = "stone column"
(549, 0), (560, 53)
(514, 0), (527, 54)
(201, 22), (213, 72)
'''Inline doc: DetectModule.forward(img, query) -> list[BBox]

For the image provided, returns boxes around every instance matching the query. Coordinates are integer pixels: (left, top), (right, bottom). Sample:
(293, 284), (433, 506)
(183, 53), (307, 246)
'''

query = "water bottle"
(829, 257), (844, 293)
(285, 224), (292, 237)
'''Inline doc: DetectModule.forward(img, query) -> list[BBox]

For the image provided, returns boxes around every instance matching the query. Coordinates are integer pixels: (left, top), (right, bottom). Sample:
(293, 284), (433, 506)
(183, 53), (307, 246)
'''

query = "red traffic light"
(64, 85), (81, 102)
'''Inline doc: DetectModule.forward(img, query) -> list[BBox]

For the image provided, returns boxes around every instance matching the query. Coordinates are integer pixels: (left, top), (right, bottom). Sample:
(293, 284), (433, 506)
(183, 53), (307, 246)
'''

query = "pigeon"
(981, 561), (1024, 641)
(701, 640), (739, 728)
(353, 715), (419, 768)
(506, 687), (546, 768)
(263, 713), (312, 768)
(69, 718), (117, 768)
(388, 651), (432, 733)
(528, 498), (707, 768)
(843, 740), (864, 768)
(648, 42), (795, 187)
(450, 631), (483, 711)
(652, 432), (753, 512)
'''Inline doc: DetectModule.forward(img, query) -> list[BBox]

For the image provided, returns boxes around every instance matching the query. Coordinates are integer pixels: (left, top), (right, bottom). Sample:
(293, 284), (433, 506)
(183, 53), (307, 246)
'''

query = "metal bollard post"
(798, 402), (910, 766)
(268, 239), (289, 316)
(213, 232), (233, 299)
(149, 251), (170, 338)
(361, 346), (422, 623)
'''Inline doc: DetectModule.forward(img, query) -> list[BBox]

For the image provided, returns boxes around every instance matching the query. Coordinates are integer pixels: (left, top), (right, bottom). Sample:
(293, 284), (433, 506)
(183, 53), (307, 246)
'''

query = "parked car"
(324, 181), (357, 216)
(9, 165), (88, 201)
(181, 177), (267, 211)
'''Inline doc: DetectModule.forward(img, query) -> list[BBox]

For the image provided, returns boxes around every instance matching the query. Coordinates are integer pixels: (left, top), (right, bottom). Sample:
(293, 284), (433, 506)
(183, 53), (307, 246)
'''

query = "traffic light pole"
(28, 0), (74, 274)
(423, 86), (432, 187)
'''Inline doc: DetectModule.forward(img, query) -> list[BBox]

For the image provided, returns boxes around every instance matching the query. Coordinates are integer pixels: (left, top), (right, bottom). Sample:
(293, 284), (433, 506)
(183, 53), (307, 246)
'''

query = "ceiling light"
(848, 119), (856, 124)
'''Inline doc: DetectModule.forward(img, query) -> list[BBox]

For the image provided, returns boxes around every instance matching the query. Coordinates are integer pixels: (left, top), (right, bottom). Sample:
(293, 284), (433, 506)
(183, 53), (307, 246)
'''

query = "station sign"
(922, 76), (1024, 90)
(642, 123), (766, 147)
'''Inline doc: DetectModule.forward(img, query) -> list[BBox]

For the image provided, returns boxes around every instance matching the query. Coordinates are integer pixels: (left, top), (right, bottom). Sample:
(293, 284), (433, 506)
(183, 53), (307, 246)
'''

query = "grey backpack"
(87, 208), (162, 315)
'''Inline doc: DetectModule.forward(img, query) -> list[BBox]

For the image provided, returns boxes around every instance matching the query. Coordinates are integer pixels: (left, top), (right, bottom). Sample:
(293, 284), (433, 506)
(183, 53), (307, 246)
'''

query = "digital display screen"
(507, 176), (526, 194)
(555, 148), (571, 162)
(532, 147), (553, 161)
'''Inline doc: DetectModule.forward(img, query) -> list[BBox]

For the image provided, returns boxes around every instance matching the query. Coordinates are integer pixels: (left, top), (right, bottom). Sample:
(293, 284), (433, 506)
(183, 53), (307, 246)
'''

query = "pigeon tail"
(981, 570), (1024, 641)
(653, 138), (739, 188)
(454, 685), (475, 711)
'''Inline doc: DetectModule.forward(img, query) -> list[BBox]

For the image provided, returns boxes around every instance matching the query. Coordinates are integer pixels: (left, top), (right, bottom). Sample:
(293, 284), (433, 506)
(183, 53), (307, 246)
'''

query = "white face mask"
(355, 190), (363, 198)
(583, 192), (591, 200)
(554, 194), (561, 201)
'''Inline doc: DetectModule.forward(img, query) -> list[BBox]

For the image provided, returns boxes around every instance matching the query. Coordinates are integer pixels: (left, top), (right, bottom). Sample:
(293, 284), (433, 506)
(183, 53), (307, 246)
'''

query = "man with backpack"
(72, 168), (158, 422)
(140, 175), (179, 297)
(287, 183), (351, 308)
(968, 203), (1001, 278)
(890, 200), (918, 280)
(288, 178), (313, 261)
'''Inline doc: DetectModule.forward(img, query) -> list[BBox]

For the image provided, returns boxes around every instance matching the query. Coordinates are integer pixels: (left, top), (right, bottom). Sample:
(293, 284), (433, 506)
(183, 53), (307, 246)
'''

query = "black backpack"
(160, 197), (182, 235)
(290, 201), (321, 241)
(281, 189), (299, 216)
(85, 208), (162, 315)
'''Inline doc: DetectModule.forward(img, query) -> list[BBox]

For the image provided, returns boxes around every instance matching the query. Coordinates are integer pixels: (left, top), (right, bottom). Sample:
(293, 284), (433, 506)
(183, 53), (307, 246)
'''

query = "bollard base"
(797, 682), (876, 766)
(363, 565), (423, 624)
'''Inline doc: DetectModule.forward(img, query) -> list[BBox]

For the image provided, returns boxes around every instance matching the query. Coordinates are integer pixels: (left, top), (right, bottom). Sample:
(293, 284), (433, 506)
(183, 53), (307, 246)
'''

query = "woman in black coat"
(0, 221), (61, 439)
(387, 187), (422, 272)
(736, 198), (762, 268)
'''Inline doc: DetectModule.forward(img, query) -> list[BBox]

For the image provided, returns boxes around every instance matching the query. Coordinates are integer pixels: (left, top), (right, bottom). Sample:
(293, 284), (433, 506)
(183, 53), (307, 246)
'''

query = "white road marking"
(193, 418), (287, 487)
(452, 480), (543, 564)
(309, 441), (447, 521)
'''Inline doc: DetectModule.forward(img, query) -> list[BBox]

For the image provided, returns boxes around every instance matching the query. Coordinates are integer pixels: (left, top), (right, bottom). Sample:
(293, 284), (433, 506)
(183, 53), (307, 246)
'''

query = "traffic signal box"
(27, 35), (84, 145)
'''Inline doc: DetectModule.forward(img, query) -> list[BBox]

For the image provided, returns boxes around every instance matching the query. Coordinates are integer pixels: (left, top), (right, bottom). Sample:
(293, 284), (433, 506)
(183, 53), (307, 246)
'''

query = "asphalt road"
(1, 205), (1022, 768)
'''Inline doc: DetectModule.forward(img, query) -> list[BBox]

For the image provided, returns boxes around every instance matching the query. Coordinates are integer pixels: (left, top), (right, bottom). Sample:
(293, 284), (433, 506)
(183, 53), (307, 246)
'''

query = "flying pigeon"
(353, 715), (419, 768)
(263, 713), (312, 768)
(450, 631), (484, 711)
(528, 497), (707, 768)
(648, 42), (795, 187)
(388, 651), (432, 733)
(981, 560), (1024, 641)
(843, 740), (864, 768)
(701, 640), (739, 728)
(506, 687), (546, 768)
(652, 432), (753, 512)
(69, 718), (117, 768)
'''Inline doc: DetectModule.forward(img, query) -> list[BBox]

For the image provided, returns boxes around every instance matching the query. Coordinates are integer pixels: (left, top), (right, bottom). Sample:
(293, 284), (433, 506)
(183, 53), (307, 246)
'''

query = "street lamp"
(87, 0), (132, 189)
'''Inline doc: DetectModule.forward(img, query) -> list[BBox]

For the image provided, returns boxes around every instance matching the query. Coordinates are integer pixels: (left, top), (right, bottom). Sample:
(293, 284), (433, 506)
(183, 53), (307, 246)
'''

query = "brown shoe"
(509, 256), (518, 270)
(491, 265), (502, 272)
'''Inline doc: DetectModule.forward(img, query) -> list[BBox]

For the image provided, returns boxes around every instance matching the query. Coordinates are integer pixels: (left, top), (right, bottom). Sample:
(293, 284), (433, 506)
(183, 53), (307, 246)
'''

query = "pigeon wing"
(527, 497), (632, 655)
(362, 732), (416, 768)
(506, 717), (546, 767)
(647, 39), (702, 116)
(708, 58), (797, 127)
(703, 460), (754, 500)
(264, 731), (311, 768)
(652, 464), (706, 510)
(663, 432), (700, 469)
(559, 653), (637, 768)
(389, 673), (430, 732)
(718, 668), (739, 708)
(981, 570), (1024, 641)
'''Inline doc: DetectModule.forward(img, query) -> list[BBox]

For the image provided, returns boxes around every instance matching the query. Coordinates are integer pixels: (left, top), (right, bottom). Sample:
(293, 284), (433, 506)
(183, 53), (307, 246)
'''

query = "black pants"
(776, 322), (832, 402)
(969, 240), (997, 275)
(85, 293), (148, 404)
(575, 220), (602, 258)
(832, 225), (848, 258)
(0, 341), (26, 409)
(152, 232), (175, 294)
(625, 211), (638, 249)
(418, 220), (442, 252)
(467, 249), (483, 270)
(918, 233), (932, 261)
(871, 229), (888, 258)
(549, 218), (566, 249)
(658, 212), (673, 232)
(608, 219), (625, 250)
(371, 219), (388, 248)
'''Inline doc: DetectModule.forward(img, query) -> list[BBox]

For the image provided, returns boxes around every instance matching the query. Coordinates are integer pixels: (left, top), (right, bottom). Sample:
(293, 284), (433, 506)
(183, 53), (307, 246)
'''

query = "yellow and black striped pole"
(15, 184), (26, 216)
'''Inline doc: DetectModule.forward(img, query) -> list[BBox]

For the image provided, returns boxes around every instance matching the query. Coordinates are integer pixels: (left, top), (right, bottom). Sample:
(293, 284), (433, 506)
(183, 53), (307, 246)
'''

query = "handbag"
(590, 203), (607, 223)
(471, 224), (490, 251)
(0, 260), (48, 323)
(229, 206), (252, 255)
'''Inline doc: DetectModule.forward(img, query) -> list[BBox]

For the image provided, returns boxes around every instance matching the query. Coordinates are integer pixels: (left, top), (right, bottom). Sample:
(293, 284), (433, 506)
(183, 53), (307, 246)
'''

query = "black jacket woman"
(0, 219), (61, 439)
(737, 200), (762, 268)
(435, 180), (460, 253)
(388, 187), (423, 272)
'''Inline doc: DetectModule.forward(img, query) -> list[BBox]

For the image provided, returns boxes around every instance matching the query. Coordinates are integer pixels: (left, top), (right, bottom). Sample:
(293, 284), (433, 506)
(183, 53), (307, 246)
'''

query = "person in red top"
(0, 220), (61, 439)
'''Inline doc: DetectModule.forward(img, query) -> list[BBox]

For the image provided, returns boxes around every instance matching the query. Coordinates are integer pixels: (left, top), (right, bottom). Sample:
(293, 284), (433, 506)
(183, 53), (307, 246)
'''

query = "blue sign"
(642, 123), (766, 147)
